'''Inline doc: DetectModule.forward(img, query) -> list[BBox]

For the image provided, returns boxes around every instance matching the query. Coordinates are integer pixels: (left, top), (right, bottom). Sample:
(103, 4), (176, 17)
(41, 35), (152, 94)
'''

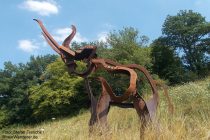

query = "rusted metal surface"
(34, 19), (173, 136)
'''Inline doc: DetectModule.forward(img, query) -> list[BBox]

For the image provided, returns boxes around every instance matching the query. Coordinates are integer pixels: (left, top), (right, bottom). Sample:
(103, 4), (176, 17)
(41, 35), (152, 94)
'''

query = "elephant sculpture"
(34, 19), (173, 137)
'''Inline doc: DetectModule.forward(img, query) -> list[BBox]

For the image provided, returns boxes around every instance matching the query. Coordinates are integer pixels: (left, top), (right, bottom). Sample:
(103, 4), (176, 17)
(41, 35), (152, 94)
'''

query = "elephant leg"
(88, 94), (98, 133)
(95, 89), (111, 132)
(145, 93), (158, 122)
(88, 90), (111, 134)
(85, 78), (111, 133)
(84, 78), (98, 133)
(133, 94), (150, 139)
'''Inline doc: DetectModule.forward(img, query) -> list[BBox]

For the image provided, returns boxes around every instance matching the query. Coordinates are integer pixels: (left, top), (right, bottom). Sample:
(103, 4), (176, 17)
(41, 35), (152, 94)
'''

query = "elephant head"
(34, 19), (96, 77)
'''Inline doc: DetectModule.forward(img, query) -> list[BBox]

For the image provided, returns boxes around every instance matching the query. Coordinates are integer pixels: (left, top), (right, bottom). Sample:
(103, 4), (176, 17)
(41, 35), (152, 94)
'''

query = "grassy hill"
(1, 77), (210, 140)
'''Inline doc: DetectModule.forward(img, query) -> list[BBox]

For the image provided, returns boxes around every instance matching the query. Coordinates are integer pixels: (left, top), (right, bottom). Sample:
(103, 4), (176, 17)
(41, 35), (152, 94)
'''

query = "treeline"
(0, 10), (209, 127)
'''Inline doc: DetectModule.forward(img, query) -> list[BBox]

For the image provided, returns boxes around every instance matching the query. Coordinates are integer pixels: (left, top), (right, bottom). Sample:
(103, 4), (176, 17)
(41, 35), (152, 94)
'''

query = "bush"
(29, 59), (89, 122)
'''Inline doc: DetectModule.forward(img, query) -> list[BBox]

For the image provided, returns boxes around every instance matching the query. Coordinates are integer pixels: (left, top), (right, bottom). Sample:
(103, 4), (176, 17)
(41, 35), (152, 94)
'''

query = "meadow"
(1, 77), (210, 140)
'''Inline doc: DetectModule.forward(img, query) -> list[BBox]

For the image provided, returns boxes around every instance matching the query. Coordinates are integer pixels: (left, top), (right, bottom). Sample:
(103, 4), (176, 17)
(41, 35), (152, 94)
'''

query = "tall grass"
(1, 77), (210, 140)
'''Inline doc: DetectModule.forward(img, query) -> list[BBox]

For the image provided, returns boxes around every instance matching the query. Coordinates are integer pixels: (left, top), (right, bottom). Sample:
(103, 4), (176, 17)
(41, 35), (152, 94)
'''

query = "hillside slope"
(1, 77), (210, 140)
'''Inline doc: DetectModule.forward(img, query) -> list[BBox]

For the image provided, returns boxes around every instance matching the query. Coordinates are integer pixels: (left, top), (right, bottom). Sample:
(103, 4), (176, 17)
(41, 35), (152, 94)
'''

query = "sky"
(0, 0), (210, 69)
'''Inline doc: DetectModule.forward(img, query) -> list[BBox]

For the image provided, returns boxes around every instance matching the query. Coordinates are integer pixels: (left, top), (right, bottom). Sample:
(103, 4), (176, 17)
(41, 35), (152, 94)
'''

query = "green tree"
(29, 58), (88, 122)
(151, 37), (184, 84)
(162, 10), (210, 76)
(0, 55), (57, 126)
(107, 27), (151, 67)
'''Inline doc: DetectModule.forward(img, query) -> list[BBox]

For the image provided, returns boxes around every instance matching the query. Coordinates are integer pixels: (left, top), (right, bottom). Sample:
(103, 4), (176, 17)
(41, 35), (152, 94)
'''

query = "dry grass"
(1, 77), (210, 140)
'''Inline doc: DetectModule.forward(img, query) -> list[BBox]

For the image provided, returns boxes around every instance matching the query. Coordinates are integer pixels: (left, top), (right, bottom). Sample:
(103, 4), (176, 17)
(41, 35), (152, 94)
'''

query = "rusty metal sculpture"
(34, 19), (173, 136)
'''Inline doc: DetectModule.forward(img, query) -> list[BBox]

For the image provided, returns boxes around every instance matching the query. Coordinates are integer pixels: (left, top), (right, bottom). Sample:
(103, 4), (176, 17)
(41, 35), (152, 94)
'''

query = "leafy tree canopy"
(29, 58), (88, 121)
(162, 10), (210, 76)
(107, 27), (151, 67)
(0, 55), (57, 126)
(151, 37), (185, 84)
